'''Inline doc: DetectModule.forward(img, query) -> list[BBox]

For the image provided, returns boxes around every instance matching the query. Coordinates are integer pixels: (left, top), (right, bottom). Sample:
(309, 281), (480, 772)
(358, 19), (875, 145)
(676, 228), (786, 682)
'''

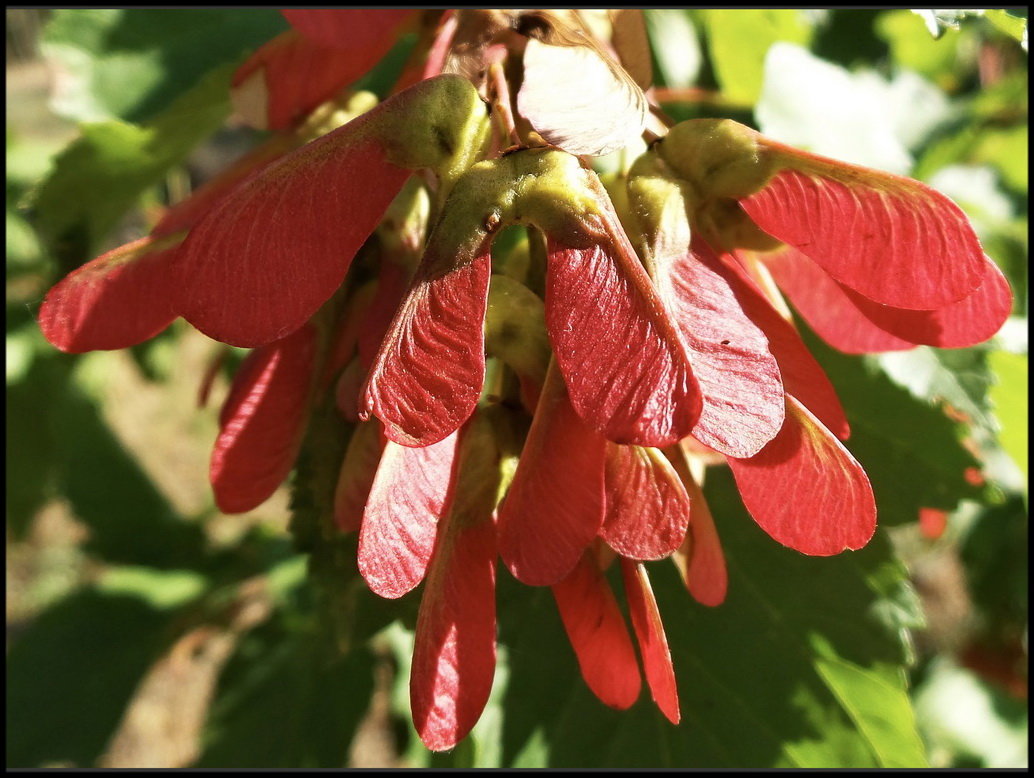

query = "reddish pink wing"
(662, 237), (785, 457)
(155, 136), (295, 238)
(358, 259), (414, 369)
(333, 419), (386, 533)
(497, 366), (607, 586)
(741, 155), (987, 310)
(601, 444), (691, 561)
(551, 551), (641, 709)
(38, 236), (181, 353)
(359, 432), (459, 598)
(723, 253), (850, 439)
(420, 10), (458, 81)
(411, 514), (497, 752)
(173, 106), (411, 348)
(621, 559), (680, 725)
(320, 282), (376, 398)
(362, 249), (491, 447)
(545, 232), (701, 447)
(666, 447), (728, 607)
(232, 31), (374, 132)
(727, 395), (876, 556)
(42, 133), (298, 355)
(764, 247), (1012, 353)
(253, 9), (417, 122)
(210, 324), (316, 513)
(281, 9), (414, 50)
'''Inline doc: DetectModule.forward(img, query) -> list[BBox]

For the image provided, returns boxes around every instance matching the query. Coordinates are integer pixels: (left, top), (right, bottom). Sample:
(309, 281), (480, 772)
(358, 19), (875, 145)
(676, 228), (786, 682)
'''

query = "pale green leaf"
(988, 349), (1029, 479)
(985, 9), (1028, 51)
(914, 658), (1028, 767)
(97, 566), (208, 609)
(644, 10), (702, 89)
(756, 43), (952, 175)
(876, 10), (963, 85)
(42, 9), (287, 123)
(33, 63), (233, 264)
(972, 125), (1029, 192)
(702, 9), (813, 105)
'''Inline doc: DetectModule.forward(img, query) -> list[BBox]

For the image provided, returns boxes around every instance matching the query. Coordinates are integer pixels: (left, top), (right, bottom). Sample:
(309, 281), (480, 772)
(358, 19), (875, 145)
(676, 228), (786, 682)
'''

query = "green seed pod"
(657, 119), (776, 201)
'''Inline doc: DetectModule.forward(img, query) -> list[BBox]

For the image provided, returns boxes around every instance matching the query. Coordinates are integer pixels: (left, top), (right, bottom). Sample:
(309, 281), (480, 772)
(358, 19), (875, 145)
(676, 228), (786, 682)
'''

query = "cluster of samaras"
(38, 10), (1010, 751)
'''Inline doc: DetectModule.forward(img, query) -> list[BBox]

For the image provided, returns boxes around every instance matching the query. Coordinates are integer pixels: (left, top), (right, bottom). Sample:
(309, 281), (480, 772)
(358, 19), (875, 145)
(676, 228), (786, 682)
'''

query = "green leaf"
(5, 347), (62, 538)
(41, 354), (209, 569)
(41, 9), (287, 123)
(6, 208), (43, 269)
(644, 10), (703, 89)
(808, 633), (924, 768)
(988, 350), (1029, 479)
(6, 588), (172, 767)
(969, 70), (1029, 121)
(702, 9), (813, 105)
(914, 658), (1028, 767)
(960, 493), (1029, 631)
(914, 121), (1028, 197)
(489, 468), (926, 768)
(875, 10), (964, 87)
(874, 346), (995, 435)
(811, 10), (889, 68)
(197, 616), (376, 768)
(756, 43), (951, 176)
(97, 566), (208, 610)
(972, 124), (1029, 193)
(32, 63), (233, 269)
(910, 10), (983, 39)
(984, 10), (1028, 52)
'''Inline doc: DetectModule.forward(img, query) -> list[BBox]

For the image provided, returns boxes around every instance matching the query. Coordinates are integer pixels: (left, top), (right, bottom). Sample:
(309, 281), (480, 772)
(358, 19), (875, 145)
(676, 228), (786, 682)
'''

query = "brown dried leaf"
(608, 9), (653, 90)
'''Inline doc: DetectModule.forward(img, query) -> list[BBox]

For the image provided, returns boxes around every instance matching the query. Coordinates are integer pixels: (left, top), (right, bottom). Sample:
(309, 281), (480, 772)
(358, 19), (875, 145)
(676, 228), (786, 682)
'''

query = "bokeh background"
(6, 9), (1028, 768)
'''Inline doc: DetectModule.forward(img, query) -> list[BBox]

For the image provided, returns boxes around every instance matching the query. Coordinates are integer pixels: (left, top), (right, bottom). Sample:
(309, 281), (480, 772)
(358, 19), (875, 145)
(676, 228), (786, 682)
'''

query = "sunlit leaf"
(41, 9), (287, 122)
(988, 350), (1029, 479)
(33, 65), (232, 265)
(875, 10), (963, 86)
(643, 10), (701, 89)
(756, 43), (951, 175)
(702, 10), (813, 105)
